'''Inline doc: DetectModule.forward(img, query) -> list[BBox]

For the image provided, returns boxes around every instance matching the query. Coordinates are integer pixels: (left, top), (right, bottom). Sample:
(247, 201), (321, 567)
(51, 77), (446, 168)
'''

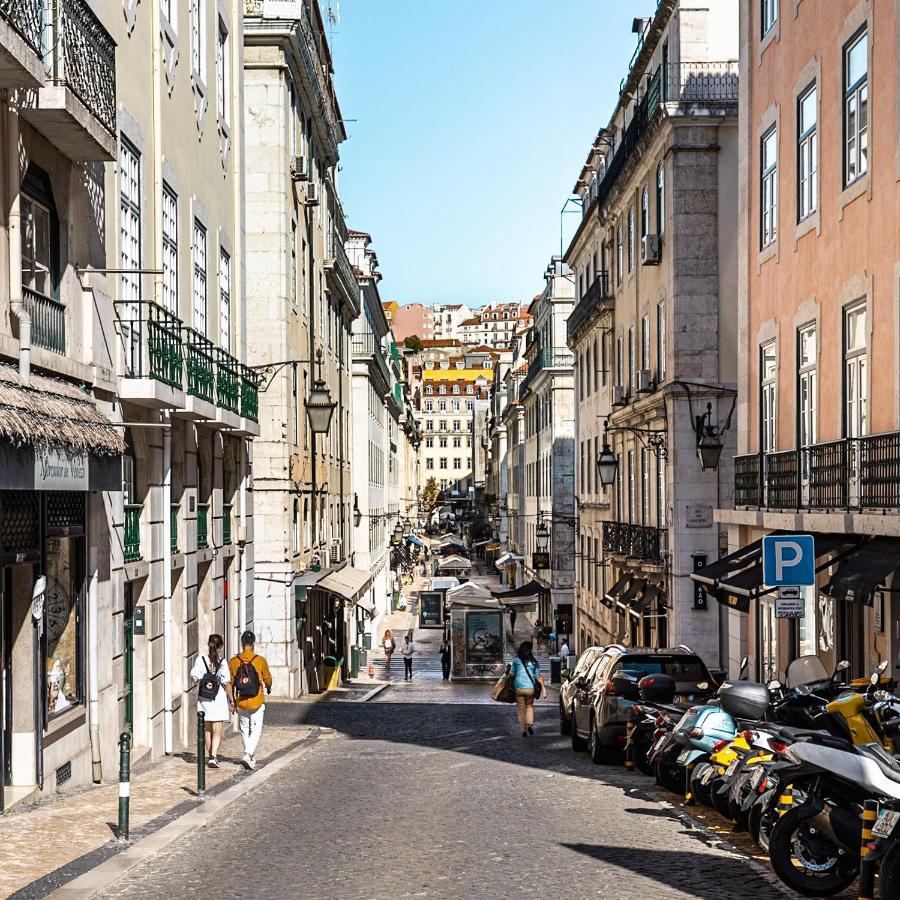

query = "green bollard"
(117, 731), (131, 842)
(197, 710), (206, 799)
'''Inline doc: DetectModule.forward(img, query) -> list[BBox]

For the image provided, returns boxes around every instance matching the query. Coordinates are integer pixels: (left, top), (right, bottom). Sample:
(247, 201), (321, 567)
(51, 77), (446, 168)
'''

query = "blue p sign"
(762, 535), (815, 586)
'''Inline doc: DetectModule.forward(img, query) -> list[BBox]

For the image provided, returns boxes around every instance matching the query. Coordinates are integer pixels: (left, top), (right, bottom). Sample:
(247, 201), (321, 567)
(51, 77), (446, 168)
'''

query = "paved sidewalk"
(0, 723), (315, 898)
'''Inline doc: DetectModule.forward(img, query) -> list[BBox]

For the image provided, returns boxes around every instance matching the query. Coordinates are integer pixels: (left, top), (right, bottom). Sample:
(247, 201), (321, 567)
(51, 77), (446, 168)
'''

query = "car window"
(574, 650), (598, 676)
(585, 657), (607, 682)
(621, 656), (709, 682)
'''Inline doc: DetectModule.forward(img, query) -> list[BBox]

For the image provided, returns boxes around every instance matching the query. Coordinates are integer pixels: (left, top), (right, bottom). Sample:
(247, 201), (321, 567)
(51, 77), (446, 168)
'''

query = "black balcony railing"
(47, 0), (117, 135)
(183, 329), (215, 404)
(734, 431), (900, 512)
(116, 300), (184, 388)
(520, 347), (574, 396)
(23, 287), (65, 354)
(567, 271), (613, 340)
(2, 0), (43, 54)
(602, 521), (663, 561)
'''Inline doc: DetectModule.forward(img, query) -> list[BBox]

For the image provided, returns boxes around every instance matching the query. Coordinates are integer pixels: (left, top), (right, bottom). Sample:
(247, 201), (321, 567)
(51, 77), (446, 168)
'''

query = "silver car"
(559, 647), (605, 735)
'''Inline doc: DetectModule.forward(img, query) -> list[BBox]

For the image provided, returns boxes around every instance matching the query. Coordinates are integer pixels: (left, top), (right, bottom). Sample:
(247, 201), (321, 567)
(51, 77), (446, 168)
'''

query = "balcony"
(520, 347), (574, 397)
(20, 0), (117, 160)
(124, 504), (141, 562)
(222, 503), (232, 544)
(602, 520), (664, 561)
(183, 328), (216, 406)
(567, 272), (612, 342)
(197, 503), (208, 550)
(734, 431), (900, 512)
(170, 502), (179, 553)
(215, 349), (240, 415)
(23, 287), (65, 354)
(240, 365), (259, 421)
(352, 332), (392, 389)
(0, 0), (45, 88)
(115, 300), (185, 407)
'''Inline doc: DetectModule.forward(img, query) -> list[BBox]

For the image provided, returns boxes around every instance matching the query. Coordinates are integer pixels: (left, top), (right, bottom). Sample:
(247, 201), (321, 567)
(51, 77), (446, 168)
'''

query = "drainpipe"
(88, 537), (102, 782)
(7, 104), (29, 382)
(238, 438), (248, 634)
(163, 411), (174, 754)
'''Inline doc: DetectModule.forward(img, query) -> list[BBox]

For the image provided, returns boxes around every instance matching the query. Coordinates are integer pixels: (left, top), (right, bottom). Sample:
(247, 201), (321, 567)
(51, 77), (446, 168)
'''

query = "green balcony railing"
(223, 503), (232, 544)
(197, 503), (208, 550)
(215, 349), (240, 413)
(183, 328), (215, 403)
(170, 502), (179, 553)
(124, 504), (141, 562)
(240, 365), (259, 421)
(115, 300), (184, 388)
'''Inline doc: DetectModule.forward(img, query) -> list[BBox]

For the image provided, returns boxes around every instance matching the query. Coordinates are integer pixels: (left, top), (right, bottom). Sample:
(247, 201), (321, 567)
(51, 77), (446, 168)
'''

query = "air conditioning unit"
(304, 182), (319, 206)
(611, 386), (627, 407)
(641, 234), (660, 265)
(636, 369), (655, 394)
(290, 155), (309, 181)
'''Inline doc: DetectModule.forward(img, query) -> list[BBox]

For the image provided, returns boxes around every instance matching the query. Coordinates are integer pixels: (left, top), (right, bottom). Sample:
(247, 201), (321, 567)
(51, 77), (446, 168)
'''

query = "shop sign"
(532, 552), (550, 570)
(775, 585), (804, 619)
(685, 505), (713, 528)
(34, 448), (88, 491)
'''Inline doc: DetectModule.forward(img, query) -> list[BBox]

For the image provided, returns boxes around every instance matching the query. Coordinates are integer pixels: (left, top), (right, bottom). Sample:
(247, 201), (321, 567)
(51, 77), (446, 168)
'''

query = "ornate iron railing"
(240, 365), (259, 421)
(734, 453), (762, 507)
(115, 300), (183, 388)
(1, 0), (43, 54)
(215, 349), (240, 414)
(124, 504), (141, 562)
(765, 449), (799, 509)
(170, 502), (179, 553)
(665, 61), (739, 103)
(602, 521), (663, 561)
(46, 0), (117, 135)
(806, 439), (849, 509)
(197, 503), (208, 550)
(222, 503), (232, 544)
(183, 328), (215, 403)
(567, 271), (613, 341)
(521, 347), (574, 396)
(858, 432), (900, 509)
(23, 287), (65, 353)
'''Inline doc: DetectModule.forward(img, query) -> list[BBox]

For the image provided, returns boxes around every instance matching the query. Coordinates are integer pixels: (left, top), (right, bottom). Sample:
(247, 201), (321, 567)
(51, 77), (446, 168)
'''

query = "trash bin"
(362, 632), (372, 651)
(550, 656), (562, 685)
(349, 646), (359, 679)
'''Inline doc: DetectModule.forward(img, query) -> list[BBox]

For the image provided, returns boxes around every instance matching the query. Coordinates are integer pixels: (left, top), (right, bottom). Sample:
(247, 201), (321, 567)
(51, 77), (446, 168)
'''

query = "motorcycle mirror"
(871, 671), (880, 686)
(739, 656), (749, 678)
(837, 660), (850, 671)
(696, 682), (709, 691)
(767, 679), (782, 690)
(876, 660), (889, 675)
(796, 684), (812, 695)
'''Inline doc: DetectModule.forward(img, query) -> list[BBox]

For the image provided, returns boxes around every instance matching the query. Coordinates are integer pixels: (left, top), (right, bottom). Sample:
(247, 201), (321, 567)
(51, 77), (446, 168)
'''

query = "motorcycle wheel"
(728, 772), (753, 831)
(768, 806), (859, 897)
(711, 777), (734, 820)
(749, 800), (778, 852)
(634, 737), (655, 777)
(656, 758), (684, 795)
(879, 842), (900, 897)
(690, 763), (715, 807)
(560, 701), (572, 736)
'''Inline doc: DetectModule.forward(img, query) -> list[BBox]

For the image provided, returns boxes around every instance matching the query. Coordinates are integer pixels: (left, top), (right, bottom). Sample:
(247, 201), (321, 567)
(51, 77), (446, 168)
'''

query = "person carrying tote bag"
(491, 664), (516, 703)
(509, 641), (544, 737)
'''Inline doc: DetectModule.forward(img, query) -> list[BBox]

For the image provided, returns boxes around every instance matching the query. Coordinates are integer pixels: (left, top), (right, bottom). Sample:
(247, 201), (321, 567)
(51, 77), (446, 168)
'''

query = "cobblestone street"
(96, 691), (788, 900)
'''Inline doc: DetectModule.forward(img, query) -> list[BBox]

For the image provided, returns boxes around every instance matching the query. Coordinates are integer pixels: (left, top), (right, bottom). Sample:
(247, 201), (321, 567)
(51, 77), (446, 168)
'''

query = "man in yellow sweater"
(229, 631), (273, 770)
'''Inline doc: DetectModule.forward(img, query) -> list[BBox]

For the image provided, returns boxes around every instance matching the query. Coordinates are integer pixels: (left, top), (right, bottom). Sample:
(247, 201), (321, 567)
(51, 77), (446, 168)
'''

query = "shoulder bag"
(523, 660), (543, 700)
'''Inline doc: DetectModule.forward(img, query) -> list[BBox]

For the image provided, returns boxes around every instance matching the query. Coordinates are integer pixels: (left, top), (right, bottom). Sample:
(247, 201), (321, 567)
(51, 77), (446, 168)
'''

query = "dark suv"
(571, 646), (716, 763)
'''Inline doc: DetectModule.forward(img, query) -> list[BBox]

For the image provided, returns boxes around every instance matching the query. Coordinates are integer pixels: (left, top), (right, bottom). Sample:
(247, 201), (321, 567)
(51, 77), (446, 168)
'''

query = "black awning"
(604, 574), (631, 607)
(492, 579), (545, 599)
(632, 583), (659, 615)
(824, 537), (900, 606)
(620, 578), (647, 608)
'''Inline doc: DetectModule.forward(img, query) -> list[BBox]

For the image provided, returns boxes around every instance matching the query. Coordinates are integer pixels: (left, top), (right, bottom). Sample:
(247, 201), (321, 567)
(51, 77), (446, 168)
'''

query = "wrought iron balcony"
(352, 333), (391, 387)
(183, 329), (215, 404)
(734, 431), (900, 511)
(116, 300), (184, 389)
(124, 504), (141, 562)
(602, 520), (663, 561)
(567, 272), (612, 341)
(197, 503), (209, 550)
(170, 502), (179, 553)
(520, 347), (574, 397)
(325, 233), (360, 312)
(1, 0), (43, 55)
(222, 503), (232, 544)
(240, 365), (259, 421)
(215, 348), (240, 414)
(23, 287), (65, 354)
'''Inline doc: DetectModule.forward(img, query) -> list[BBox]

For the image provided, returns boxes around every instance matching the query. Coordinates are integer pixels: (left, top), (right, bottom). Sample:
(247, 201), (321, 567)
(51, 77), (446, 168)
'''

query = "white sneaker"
(247, 756), (257, 770)
(208, 757), (219, 768)
(241, 754), (251, 769)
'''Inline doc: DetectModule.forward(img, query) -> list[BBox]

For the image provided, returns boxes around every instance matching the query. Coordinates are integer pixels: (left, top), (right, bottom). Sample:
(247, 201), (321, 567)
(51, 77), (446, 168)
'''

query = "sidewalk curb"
(359, 682), (390, 702)
(48, 730), (323, 899)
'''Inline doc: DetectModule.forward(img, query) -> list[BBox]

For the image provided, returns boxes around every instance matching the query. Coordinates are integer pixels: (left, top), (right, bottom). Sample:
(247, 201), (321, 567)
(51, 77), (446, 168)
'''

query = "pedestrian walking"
(508, 606), (518, 638)
(439, 639), (451, 681)
(559, 638), (571, 670)
(533, 620), (543, 653)
(401, 633), (416, 680)
(509, 641), (544, 738)
(229, 630), (273, 771)
(383, 629), (396, 673)
(190, 634), (234, 768)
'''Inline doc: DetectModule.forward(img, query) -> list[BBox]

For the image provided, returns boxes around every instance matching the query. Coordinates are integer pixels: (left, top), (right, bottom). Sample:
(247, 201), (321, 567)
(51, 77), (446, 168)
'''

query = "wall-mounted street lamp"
(305, 351), (336, 435)
(695, 402), (724, 472)
(596, 422), (619, 488)
(391, 523), (403, 545)
(535, 519), (550, 552)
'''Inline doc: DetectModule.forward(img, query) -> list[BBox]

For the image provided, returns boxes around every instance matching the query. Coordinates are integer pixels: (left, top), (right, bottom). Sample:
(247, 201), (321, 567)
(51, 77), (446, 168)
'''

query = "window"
(192, 219), (207, 333)
(45, 534), (85, 717)
(453, 436), (461, 448)
(453, 458), (462, 470)
(290, 219), (297, 308)
(627, 327), (635, 395)
(216, 16), (229, 126)
(656, 162), (665, 235)
(218, 249), (231, 350)
(190, 0), (204, 79)
(21, 191), (53, 297)
(451, 400), (460, 411)
(798, 324), (817, 449)
(640, 186), (649, 239)
(438, 399), (447, 412)
(438, 385), (446, 395)
(640, 314), (650, 371)
(426, 458), (434, 470)
(424, 399), (433, 412)
(425, 436), (433, 448)
(453, 420), (461, 432)
(119, 138), (141, 306)
(615, 337), (623, 388)
(627, 449), (636, 523)
(760, 342), (777, 452)
(627, 205), (635, 272)
(657, 301), (666, 381)
(641, 448), (650, 525)
(762, 0), (777, 35)
(844, 303), (867, 437)
(425, 386), (433, 395)
(656, 457), (666, 528)
(161, 184), (178, 313)
(615, 223), (623, 285)
(844, 29), (868, 186)
(452, 385), (460, 394)
(439, 436), (448, 448)
(438, 419), (447, 431)
(291, 365), (299, 445)
(292, 500), (300, 554)
(425, 420), (433, 431)
(439, 457), (448, 470)
(760, 125), (778, 247)
(466, 385), (474, 395)
(466, 400), (474, 410)
(797, 85), (817, 220)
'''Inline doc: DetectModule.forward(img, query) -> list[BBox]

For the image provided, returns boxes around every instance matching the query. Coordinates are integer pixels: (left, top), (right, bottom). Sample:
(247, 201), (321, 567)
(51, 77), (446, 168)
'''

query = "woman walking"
(509, 641), (544, 738)
(383, 629), (396, 674)
(439, 639), (451, 681)
(190, 634), (235, 767)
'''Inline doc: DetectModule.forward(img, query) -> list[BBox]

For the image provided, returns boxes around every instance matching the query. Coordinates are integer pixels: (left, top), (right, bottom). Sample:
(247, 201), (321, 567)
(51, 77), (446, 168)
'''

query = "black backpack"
(234, 655), (261, 699)
(198, 658), (220, 701)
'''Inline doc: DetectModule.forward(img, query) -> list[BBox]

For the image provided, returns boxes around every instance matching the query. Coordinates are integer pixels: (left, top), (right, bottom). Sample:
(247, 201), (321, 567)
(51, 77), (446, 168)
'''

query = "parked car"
(570, 651), (622, 751)
(559, 646), (605, 735)
(573, 646), (716, 764)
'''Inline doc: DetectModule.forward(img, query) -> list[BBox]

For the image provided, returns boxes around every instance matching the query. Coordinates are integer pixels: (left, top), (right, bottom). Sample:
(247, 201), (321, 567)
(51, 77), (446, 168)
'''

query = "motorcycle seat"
(858, 745), (900, 784)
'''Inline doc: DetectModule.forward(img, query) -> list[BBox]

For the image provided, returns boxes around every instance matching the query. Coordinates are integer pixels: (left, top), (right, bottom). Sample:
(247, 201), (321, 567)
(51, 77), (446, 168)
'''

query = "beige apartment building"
(707, 0), (900, 683)
(567, 0), (739, 666)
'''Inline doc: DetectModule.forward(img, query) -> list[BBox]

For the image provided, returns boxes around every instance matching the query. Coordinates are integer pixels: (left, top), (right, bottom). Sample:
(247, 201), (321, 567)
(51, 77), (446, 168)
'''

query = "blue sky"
(329, 0), (647, 308)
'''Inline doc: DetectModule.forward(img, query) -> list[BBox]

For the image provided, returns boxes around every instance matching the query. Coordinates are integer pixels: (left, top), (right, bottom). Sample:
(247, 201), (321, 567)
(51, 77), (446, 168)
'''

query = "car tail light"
(769, 739), (789, 755)
(605, 680), (616, 695)
(616, 734), (627, 744)
(712, 739), (729, 753)
(687, 727), (704, 740)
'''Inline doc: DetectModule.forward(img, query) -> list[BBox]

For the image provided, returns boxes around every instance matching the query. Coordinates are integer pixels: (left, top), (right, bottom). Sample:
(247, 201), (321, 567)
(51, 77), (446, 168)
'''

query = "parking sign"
(762, 534), (815, 586)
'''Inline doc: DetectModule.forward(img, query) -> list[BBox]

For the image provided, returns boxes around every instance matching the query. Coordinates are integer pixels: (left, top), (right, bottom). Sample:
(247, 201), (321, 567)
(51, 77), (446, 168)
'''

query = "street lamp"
(305, 352), (336, 434)
(695, 402), (724, 472)
(391, 522), (403, 545)
(596, 424), (619, 488)
(353, 494), (362, 528)
(535, 519), (550, 552)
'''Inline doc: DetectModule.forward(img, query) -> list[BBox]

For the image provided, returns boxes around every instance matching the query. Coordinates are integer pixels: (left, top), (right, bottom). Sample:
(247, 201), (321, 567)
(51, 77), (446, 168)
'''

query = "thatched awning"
(0, 363), (124, 456)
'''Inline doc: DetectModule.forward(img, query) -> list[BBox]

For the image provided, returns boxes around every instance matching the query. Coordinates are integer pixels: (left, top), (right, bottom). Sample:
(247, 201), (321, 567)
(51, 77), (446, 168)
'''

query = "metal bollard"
(197, 711), (206, 799)
(684, 761), (695, 806)
(117, 731), (131, 842)
(624, 719), (635, 770)
(858, 798), (879, 900)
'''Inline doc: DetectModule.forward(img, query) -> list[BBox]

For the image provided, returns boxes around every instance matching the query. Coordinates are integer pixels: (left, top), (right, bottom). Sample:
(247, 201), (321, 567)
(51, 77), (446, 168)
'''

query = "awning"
(824, 537), (900, 606)
(691, 532), (861, 613)
(495, 552), (523, 568)
(492, 579), (545, 599)
(604, 574), (631, 608)
(356, 594), (376, 616)
(631, 582), (660, 615)
(619, 578), (647, 610)
(472, 538), (491, 547)
(435, 554), (471, 570)
(405, 534), (425, 548)
(318, 566), (372, 603)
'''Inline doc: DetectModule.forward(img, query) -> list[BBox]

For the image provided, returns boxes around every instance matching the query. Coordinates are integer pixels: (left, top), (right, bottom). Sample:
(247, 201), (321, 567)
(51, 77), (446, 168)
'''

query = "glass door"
(759, 597), (779, 682)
